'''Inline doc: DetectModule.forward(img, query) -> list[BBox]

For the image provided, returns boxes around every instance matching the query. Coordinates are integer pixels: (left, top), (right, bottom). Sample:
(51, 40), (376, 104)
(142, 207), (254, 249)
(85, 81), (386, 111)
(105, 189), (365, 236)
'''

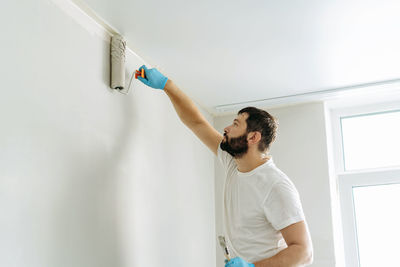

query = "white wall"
(214, 102), (336, 267)
(0, 1), (216, 267)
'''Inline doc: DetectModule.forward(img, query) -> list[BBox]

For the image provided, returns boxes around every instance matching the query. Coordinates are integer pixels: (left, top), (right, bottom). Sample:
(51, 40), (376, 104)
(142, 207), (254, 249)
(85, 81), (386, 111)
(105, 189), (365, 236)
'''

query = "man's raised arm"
(137, 65), (223, 155)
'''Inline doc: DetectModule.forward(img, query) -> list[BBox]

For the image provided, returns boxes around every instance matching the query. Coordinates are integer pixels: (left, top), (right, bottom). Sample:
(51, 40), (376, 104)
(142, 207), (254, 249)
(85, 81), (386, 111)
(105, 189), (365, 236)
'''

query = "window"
(330, 102), (400, 267)
(341, 110), (400, 171)
(353, 183), (400, 267)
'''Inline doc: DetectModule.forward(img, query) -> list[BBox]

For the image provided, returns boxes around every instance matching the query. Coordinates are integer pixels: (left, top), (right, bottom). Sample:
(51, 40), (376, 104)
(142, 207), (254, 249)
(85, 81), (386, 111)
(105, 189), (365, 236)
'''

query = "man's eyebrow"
(234, 119), (240, 124)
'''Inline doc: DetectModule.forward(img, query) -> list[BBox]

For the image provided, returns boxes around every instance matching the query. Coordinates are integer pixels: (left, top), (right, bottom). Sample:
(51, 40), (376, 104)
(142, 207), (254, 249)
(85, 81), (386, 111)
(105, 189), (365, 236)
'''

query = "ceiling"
(80, 0), (400, 114)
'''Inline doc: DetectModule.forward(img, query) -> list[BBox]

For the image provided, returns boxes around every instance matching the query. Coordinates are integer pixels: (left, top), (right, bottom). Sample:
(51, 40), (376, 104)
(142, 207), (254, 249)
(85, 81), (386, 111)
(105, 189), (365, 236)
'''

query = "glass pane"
(353, 183), (400, 267)
(341, 110), (400, 171)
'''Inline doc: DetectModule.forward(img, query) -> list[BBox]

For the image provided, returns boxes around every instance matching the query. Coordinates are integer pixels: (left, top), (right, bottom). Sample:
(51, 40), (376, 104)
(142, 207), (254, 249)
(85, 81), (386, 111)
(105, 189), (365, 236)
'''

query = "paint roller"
(110, 33), (126, 91)
(110, 33), (146, 94)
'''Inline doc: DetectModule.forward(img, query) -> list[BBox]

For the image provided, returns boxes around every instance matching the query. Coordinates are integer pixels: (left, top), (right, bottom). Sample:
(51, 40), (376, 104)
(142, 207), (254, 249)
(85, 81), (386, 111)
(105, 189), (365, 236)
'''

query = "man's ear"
(248, 131), (262, 144)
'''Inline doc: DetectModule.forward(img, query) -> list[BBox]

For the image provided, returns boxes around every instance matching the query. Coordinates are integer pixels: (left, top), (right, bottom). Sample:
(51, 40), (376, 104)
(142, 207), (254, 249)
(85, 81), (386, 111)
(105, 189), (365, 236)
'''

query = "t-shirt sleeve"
(262, 180), (305, 231)
(216, 142), (235, 173)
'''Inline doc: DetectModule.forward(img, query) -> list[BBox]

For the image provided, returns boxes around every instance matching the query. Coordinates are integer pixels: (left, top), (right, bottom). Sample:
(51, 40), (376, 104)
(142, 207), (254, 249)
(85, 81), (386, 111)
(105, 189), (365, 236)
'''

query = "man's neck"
(234, 152), (270, 173)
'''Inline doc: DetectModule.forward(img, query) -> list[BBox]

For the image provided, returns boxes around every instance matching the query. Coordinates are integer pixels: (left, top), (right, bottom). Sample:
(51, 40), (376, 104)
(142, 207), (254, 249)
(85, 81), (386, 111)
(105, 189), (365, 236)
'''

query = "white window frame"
(329, 100), (400, 267)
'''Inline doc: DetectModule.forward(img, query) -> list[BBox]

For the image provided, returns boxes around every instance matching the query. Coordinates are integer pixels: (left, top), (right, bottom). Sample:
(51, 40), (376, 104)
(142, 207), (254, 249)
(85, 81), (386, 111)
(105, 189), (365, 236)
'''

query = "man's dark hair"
(238, 106), (278, 152)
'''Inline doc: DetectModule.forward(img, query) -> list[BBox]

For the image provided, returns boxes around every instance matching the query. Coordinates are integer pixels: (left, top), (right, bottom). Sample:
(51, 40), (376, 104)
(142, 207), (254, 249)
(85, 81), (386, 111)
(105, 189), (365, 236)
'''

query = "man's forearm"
(253, 244), (313, 267)
(163, 79), (207, 127)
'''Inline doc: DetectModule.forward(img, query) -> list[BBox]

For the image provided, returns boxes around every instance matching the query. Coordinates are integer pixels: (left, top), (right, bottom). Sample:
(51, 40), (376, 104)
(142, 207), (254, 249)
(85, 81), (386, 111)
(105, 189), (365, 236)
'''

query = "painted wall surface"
(214, 103), (335, 267)
(0, 1), (216, 267)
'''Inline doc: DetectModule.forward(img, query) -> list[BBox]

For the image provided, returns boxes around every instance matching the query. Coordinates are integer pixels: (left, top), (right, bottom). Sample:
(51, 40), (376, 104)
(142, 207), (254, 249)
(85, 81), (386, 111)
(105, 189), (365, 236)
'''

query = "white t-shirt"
(217, 144), (305, 263)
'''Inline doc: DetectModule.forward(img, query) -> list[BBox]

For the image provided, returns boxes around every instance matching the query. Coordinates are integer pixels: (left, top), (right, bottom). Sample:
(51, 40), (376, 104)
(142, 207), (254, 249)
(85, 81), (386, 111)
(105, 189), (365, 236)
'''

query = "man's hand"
(225, 257), (255, 267)
(137, 65), (168, 90)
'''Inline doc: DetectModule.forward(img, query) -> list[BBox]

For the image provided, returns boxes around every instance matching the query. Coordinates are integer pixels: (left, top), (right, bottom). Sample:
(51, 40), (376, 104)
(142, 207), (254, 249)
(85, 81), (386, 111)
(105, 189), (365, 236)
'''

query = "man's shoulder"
(259, 161), (288, 181)
(254, 165), (297, 200)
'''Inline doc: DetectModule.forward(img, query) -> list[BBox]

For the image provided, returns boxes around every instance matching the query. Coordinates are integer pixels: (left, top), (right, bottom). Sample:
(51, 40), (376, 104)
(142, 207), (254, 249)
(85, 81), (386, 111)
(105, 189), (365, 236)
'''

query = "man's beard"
(220, 133), (249, 158)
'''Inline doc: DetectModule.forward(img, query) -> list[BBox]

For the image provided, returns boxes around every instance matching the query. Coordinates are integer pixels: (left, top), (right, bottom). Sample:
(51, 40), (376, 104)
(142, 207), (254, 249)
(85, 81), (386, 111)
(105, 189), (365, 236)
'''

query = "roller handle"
(135, 69), (145, 79)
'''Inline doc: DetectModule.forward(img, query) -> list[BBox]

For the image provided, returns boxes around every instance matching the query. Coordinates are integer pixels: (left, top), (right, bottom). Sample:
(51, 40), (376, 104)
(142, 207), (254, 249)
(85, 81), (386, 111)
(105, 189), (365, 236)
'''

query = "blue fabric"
(225, 257), (255, 267)
(137, 65), (168, 90)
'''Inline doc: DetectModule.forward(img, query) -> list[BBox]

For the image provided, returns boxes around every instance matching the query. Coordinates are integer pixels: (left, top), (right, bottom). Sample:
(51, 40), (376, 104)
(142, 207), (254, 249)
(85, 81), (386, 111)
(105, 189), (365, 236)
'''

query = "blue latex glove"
(225, 257), (255, 267)
(137, 65), (168, 90)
